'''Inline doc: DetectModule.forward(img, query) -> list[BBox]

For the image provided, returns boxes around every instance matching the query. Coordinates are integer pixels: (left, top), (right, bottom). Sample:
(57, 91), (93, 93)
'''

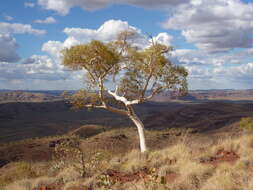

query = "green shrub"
(240, 117), (253, 130)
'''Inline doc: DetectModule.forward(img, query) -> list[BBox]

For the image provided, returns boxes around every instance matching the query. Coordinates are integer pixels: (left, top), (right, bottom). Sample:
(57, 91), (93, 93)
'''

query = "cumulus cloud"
(0, 54), (85, 90)
(0, 34), (19, 62)
(214, 63), (253, 80)
(41, 40), (64, 63)
(34, 16), (56, 24)
(172, 49), (246, 66)
(24, 2), (35, 7)
(170, 46), (253, 89)
(0, 22), (46, 35)
(62, 19), (143, 44)
(0, 22), (46, 64)
(187, 62), (253, 89)
(1, 55), (67, 81)
(162, 0), (253, 53)
(37, 0), (189, 15)
(42, 20), (173, 58)
(153, 33), (173, 46)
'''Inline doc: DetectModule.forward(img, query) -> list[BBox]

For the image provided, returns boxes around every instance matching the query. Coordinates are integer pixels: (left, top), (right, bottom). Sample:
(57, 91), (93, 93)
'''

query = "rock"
(0, 159), (9, 167)
(110, 134), (128, 140)
(49, 138), (72, 148)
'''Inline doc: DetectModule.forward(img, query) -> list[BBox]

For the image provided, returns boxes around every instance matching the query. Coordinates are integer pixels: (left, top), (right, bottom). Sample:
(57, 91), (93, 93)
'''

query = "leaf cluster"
(119, 43), (188, 99)
(62, 40), (120, 83)
(62, 90), (101, 110)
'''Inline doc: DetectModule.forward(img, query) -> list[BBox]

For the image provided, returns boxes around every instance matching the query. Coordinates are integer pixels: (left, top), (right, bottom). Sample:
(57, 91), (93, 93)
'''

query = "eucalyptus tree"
(62, 31), (188, 152)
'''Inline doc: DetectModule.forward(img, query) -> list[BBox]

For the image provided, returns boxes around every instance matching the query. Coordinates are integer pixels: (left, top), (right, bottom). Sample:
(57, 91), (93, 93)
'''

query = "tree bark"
(106, 88), (147, 152)
(129, 114), (147, 153)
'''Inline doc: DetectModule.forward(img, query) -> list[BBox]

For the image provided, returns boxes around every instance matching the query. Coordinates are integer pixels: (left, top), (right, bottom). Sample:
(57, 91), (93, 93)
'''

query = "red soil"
(33, 185), (62, 190)
(33, 185), (88, 190)
(106, 168), (178, 184)
(106, 168), (149, 183)
(163, 172), (178, 183)
(200, 149), (240, 165)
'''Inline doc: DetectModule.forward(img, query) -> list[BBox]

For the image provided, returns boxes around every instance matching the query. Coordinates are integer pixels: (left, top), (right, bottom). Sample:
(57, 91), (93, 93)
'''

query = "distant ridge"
(151, 89), (253, 102)
(0, 91), (62, 103)
(1, 89), (253, 103)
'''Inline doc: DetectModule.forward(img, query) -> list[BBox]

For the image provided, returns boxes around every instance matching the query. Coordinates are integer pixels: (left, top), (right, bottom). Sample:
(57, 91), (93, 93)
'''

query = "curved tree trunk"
(129, 114), (147, 152)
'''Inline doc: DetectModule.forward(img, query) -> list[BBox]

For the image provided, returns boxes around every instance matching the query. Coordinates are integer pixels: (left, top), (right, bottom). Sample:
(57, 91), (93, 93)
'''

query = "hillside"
(0, 100), (180, 143)
(144, 102), (253, 131)
(0, 122), (253, 190)
(151, 89), (253, 102)
(1, 90), (253, 189)
(1, 99), (253, 143)
(0, 91), (61, 103)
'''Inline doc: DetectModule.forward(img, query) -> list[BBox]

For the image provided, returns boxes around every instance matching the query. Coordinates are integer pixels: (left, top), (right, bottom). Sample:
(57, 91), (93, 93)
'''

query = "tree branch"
(98, 78), (128, 116)
(108, 87), (141, 105)
(143, 86), (164, 101)
(141, 70), (153, 101)
(105, 105), (129, 116)
(85, 104), (106, 109)
(84, 104), (128, 116)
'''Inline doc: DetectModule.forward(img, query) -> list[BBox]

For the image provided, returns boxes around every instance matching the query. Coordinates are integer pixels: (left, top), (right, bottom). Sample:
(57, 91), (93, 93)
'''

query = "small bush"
(52, 136), (86, 177)
(240, 117), (253, 130)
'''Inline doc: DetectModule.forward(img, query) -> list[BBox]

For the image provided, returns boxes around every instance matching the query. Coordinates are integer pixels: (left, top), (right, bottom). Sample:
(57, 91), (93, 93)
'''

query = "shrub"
(52, 136), (86, 177)
(240, 117), (253, 130)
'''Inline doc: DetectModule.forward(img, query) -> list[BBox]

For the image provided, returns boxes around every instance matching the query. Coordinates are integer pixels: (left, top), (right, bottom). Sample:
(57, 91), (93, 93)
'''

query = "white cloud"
(63, 20), (142, 44)
(0, 54), (85, 90)
(162, 0), (253, 53)
(0, 22), (46, 35)
(0, 22), (46, 64)
(0, 34), (19, 62)
(1, 55), (66, 80)
(3, 15), (14, 21)
(24, 2), (35, 8)
(34, 16), (56, 24)
(184, 63), (253, 90)
(42, 41), (64, 58)
(170, 46), (253, 89)
(42, 20), (173, 59)
(172, 49), (245, 66)
(153, 33), (173, 46)
(213, 63), (253, 80)
(37, 0), (189, 15)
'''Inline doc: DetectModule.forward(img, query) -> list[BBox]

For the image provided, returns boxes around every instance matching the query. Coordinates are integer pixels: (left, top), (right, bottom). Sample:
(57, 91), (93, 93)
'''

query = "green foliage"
(119, 43), (188, 99)
(62, 40), (120, 82)
(240, 117), (253, 130)
(62, 90), (101, 110)
(52, 136), (86, 177)
(52, 136), (108, 178)
(61, 30), (188, 110)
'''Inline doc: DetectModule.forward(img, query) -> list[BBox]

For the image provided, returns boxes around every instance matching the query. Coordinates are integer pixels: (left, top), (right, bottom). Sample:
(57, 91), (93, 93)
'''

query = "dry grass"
(2, 128), (253, 190)
(3, 177), (56, 190)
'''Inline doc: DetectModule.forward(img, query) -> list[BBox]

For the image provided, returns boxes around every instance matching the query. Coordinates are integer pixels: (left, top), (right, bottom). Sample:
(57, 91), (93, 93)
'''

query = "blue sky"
(0, 0), (253, 90)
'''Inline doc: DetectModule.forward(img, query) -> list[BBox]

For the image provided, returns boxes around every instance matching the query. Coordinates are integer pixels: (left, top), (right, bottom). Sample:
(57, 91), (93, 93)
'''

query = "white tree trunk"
(129, 115), (147, 152)
(106, 88), (147, 152)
